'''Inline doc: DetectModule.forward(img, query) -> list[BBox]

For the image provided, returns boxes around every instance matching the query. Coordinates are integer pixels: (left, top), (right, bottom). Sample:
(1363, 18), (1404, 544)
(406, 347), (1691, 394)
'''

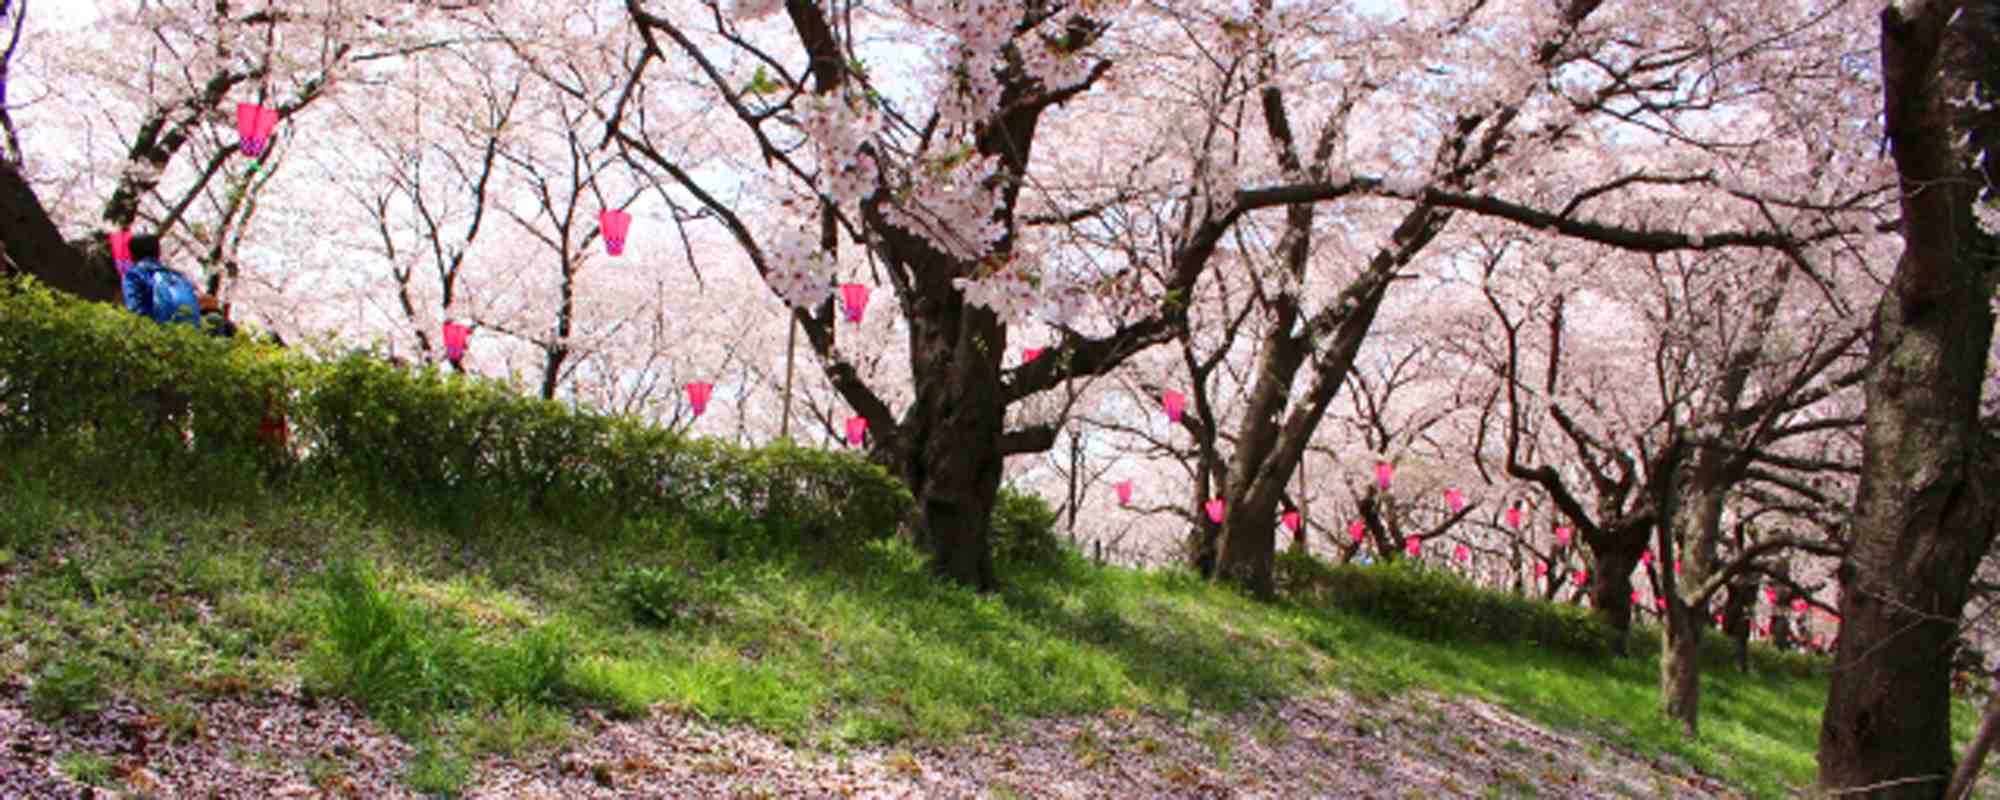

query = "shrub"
(29, 656), (108, 723)
(990, 487), (1063, 567)
(612, 565), (700, 628)
(1274, 551), (1619, 658)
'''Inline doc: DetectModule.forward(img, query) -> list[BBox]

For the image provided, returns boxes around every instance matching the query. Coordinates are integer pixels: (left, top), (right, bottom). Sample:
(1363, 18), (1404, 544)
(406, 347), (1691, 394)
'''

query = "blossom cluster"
(952, 268), (1040, 323)
(799, 93), (884, 213)
(880, 151), (1006, 262)
(763, 223), (834, 310)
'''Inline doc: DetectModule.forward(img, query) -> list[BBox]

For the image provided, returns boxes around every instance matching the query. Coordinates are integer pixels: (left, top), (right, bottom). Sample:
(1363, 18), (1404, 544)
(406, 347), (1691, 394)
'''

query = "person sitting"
(120, 235), (201, 326)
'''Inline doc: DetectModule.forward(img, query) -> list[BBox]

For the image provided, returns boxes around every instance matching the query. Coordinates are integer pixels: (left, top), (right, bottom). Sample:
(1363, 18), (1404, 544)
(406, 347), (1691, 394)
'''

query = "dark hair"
(128, 234), (161, 262)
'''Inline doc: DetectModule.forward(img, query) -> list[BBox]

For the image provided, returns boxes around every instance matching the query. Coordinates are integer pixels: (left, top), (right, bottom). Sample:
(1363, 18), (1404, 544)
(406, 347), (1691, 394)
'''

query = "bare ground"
(0, 676), (1743, 799)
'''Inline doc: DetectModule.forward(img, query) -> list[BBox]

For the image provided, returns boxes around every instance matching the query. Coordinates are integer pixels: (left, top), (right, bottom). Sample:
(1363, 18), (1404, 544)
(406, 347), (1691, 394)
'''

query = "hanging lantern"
(685, 382), (714, 418)
(1506, 507), (1522, 529)
(1281, 510), (1301, 532)
(1791, 598), (1808, 613)
(1022, 347), (1044, 364)
(599, 209), (633, 256)
(839, 283), (870, 323)
(1631, 590), (1641, 605)
(1674, 559), (1683, 575)
(1764, 588), (1778, 605)
(108, 229), (134, 274)
(1454, 544), (1469, 562)
(1115, 480), (1133, 507)
(1574, 569), (1589, 585)
(1162, 390), (1187, 423)
(1655, 596), (1667, 611)
(1374, 461), (1394, 490)
(845, 415), (868, 447)
(1640, 549), (1654, 566)
(1204, 498), (1226, 524)
(1349, 520), (1366, 543)
(1404, 535), (1421, 557)
(441, 321), (470, 363)
(235, 102), (279, 157)
(1534, 561), (1548, 578)
(1714, 613), (1725, 626)
(1554, 526), (1572, 546)
(1445, 488), (1465, 513)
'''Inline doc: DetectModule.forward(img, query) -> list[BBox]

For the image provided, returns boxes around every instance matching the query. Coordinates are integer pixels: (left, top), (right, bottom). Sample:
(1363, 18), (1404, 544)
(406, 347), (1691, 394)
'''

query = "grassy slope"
(0, 444), (1989, 798)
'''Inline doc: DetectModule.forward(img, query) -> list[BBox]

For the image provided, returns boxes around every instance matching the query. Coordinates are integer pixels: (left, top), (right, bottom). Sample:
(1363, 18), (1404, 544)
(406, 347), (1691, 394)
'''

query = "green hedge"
(0, 277), (911, 543)
(1275, 550), (1620, 658)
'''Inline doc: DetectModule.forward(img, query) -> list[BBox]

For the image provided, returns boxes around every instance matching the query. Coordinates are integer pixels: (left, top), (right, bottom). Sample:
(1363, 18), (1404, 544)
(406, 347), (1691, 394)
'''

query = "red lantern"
(1791, 598), (1808, 613)
(1574, 569), (1588, 585)
(108, 229), (134, 274)
(1714, 613), (1724, 626)
(1764, 588), (1778, 605)
(1162, 390), (1186, 422)
(1655, 596), (1666, 611)
(1506, 507), (1522, 529)
(1674, 559), (1682, 574)
(1554, 526), (1571, 546)
(1349, 520), (1366, 543)
(839, 283), (870, 323)
(1641, 549), (1654, 566)
(1404, 535), (1421, 557)
(1204, 498), (1226, 524)
(1374, 461), (1394, 490)
(1115, 480), (1133, 506)
(1534, 561), (1548, 578)
(599, 209), (633, 256)
(685, 382), (714, 417)
(1281, 510), (1301, 532)
(1454, 544), (1469, 562)
(1444, 488), (1464, 513)
(1631, 590), (1641, 605)
(441, 321), (470, 363)
(1022, 347), (1044, 364)
(235, 102), (279, 156)
(845, 415), (868, 447)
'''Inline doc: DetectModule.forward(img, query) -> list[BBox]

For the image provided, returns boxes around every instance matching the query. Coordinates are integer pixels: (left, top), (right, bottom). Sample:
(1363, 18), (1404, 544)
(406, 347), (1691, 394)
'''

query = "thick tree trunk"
(898, 310), (1006, 592)
(1818, 4), (2000, 796)
(1212, 309), (1309, 597)
(1725, 577), (1755, 672)
(1584, 525), (1648, 636)
(0, 161), (114, 302)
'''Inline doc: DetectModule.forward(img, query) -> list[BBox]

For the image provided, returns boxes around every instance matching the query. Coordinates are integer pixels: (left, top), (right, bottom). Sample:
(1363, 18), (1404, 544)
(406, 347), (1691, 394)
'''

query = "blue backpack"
(145, 266), (200, 325)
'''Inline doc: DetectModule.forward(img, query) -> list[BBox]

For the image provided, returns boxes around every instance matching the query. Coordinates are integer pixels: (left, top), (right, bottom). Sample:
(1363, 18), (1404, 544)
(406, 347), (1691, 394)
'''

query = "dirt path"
(0, 678), (1740, 798)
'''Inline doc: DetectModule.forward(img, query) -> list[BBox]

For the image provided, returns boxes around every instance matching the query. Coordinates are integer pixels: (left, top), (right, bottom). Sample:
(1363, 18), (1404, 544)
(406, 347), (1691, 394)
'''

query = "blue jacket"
(122, 259), (195, 324)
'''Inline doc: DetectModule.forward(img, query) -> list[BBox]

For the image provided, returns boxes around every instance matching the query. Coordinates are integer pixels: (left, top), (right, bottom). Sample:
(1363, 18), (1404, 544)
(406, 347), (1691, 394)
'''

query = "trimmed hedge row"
(1275, 550), (1621, 658)
(0, 277), (911, 543)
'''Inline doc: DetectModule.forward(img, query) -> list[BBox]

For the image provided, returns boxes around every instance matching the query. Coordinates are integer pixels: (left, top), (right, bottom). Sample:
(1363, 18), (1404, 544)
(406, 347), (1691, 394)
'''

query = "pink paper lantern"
(1764, 588), (1778, 605)
(1022, 347), (1044, 364)
(1348, 520), (1366, 543)
(1115, 480), (1133, 507)
(1162, 390), (1187, 423)
(1554, 526), (1571, 546)
(1204, 498), (1226, 524)
(845, 415), (868, 447)
(1453, 544), (1469, 562)
(1281, 510), (1301, 532)
(1641, 549), (1654, 566)
(1630, 590), (1641, 605)
(599, 208), (633, 256)
(1534, 561), (1548, 578)
(1404, 535), (1421, 557)
(1505, 507), (1522, 529)
(1574, 569), (1589, 585)
(1791, 598), (1808, 613)
(1655, 597), (1667, 611)
(1374, 461), (1394, 490)
(839, 283), (870, 323)
(1714, 613), (1724, 626)
(685, 381), (714, 417)
(1444, 488), (1464, 513)
(108, 229), (134, 274)
(441, 321), (470, 362)
(1674, 559), (1683, 575)
(235, 102), (279, 156)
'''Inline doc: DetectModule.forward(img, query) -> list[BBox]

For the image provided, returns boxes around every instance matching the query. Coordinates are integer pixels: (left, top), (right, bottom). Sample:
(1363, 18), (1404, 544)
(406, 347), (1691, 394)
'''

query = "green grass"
(0, 440), (1992, 799)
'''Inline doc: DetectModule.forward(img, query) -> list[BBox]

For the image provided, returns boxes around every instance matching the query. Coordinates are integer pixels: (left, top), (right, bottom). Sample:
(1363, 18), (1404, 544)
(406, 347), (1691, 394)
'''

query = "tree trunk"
(1661, 600), (1701, 738)
(1725, 577), (1755, 672)
(1945, 682), (2000, 800)
(0, 161), (113, 302)
(897, 309), (1006, 592)
(1818, 4), (2000, 796)
(1212, 306), (1309, 597)
(1583, 524), (1647, 636)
